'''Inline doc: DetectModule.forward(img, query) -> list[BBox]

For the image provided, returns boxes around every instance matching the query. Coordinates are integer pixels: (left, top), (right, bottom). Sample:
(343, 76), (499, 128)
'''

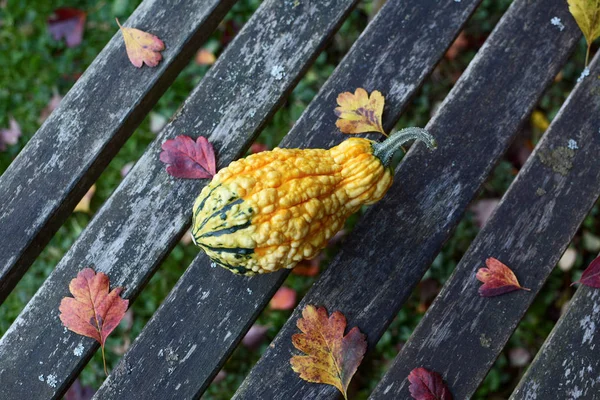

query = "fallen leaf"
(508, 347), (531, 368)
(0, 117), (21, 151)
(531, 110), (550, 131)
(120, 161), (134, 178)
(568, 0), (600, 65)
(116, 18), (165, 68)
(269, 286), (297, 310)
(290, 305), (366, 399)
(39, 92), (63, 123)
(476, 257), (531, 297)
(445, 31), (469, 61)
(48, 8), (86, 48)
(242, 324), (269, 350)
(65, 379), (95, 400)
(558, 247), (577, 272)
(573, 255), (600, 288)
(74, 184), (96, 213)
(469, 199), (500, 229)
(408, 367), (453, 400)
(159, 135), (216, 179)
(334, 88), (386, 136)
(212, 369), (227, 384)
(292, 257), (321, 277)
(195, 48), (216, 65)
(59, 268), (129, 375)
(149, 112), (168, 133)
(250, 142), (269, 154)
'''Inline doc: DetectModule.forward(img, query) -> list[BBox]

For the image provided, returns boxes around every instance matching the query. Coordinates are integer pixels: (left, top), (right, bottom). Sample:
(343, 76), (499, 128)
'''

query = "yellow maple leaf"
(334, 88), (386, 136)
(290, 305), (366, 399)
(74, 184), (96, 213)
(116, 18), (165, 68)
(568, 0), (600, 65)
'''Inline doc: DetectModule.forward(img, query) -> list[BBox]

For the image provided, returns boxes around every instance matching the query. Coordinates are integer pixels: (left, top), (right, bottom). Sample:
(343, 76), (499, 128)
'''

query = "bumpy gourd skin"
(191, 138), (393, 275)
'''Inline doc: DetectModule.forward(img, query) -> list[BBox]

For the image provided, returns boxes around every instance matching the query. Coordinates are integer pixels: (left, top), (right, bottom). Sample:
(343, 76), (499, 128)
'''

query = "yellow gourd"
(191, 128), (436, 275)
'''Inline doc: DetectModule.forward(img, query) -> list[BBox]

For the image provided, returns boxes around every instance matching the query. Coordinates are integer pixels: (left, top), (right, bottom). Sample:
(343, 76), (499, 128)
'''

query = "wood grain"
(93, 0), (481, 398)
(373, 54), (600, 400)
(233, 0), (581, 398)
(0, 0), (360, 398)
(511, 286), (600, 400)
(0, 0), (236, 304)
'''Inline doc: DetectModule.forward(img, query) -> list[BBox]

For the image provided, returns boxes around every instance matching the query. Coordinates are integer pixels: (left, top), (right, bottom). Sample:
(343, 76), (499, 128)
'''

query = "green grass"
(0, 0), (596, 398)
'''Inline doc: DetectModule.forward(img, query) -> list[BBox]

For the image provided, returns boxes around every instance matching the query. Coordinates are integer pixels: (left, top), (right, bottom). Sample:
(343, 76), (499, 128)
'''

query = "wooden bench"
(0, 0), (597, 398)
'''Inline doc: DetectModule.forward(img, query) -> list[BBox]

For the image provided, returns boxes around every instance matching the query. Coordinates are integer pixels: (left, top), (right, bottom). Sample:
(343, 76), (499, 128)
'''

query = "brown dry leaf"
(334, 88), (386, 136)
(116, 18), (165, 68)
(290, 305), (366, 399)
(568, 0), (600, 65)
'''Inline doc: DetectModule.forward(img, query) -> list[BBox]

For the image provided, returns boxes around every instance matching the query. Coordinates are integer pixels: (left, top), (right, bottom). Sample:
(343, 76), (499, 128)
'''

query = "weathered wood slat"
(0, 0), (361, 398)
(232, 1), (581, 399)
(0, 0), (237, 304)
(371, 54), (600, 400)
(93, 0), (482, 398)
(511, 288), (600, 399)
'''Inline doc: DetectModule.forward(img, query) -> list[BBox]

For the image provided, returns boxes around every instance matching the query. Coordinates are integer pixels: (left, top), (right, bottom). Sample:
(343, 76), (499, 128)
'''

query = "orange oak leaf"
(408, 367), (453, 400)
(159, 135), (216, 179)
(476, 257), (530, 297)
(116, 18), (165, 68)
(572, 255), (600, 288)
(59, 268), (128, 374)
(290, 305), (366, 399)
(334, 88), (386, 136)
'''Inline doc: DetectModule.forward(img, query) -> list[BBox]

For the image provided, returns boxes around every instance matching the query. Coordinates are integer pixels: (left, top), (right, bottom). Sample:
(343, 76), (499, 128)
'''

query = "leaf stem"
(101, 344), (108, 376)
(586, 42), (591, 67)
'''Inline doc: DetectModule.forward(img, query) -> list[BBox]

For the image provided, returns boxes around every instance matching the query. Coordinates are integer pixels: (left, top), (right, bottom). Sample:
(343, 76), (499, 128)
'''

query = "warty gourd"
(191, 128), (436, 275)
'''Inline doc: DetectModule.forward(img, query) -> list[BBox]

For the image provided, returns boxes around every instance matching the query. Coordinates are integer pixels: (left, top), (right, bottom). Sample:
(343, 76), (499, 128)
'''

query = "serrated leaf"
(568, 0), (600, 65)
(573, 255), (600, 288)
(290, 305), (366, 399)
(59, 268), (128, 375)
(116, 18), (165, 68)
(334, 88), (386, 135)
(408, 367), (453, 400)
(476, 257), (530, 297)
(159, 135), (216, 179)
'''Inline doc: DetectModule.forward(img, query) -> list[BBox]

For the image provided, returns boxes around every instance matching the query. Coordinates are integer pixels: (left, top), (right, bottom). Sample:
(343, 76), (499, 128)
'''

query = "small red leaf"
(159, 135), (216, 179)
(573, 256), (600, 288)
(408, 367), (453, 400)
(476, 257), (530, 297)
(48, 8), (86, 48)
(270, 286), (297, 310)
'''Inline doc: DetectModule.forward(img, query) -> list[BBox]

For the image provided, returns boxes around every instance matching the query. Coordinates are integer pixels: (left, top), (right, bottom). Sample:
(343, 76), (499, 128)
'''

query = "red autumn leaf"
(476, 257), (530, 297)
(573, 255), (600, 288)
(48, 8), (87, 48)
(408, 367), (453, 400)
(242, 324), (269, 350)
(269, 286), (297, 310)
(159, 135), (216, 179)
(59, 268), (128, 374)
(290, 305), (367, 399)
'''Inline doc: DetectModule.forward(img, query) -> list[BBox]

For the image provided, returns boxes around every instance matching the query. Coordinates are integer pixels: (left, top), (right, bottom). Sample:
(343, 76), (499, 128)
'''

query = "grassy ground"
(0, 0), (596, 398)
